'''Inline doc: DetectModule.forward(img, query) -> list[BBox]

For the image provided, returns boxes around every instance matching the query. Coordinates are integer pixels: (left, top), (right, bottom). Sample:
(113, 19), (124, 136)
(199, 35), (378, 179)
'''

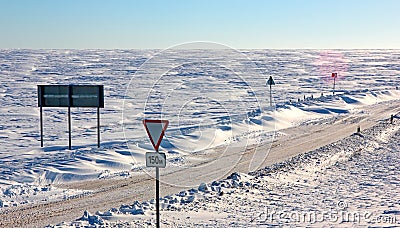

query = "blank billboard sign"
(38, 85), (104, 108)
(71, 85), (104, 108)
(38, 85), (70, 107)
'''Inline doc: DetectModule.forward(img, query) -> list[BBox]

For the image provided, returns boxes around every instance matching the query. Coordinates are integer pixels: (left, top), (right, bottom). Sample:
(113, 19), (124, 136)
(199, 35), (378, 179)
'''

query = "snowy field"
(0, 48), (400, 226)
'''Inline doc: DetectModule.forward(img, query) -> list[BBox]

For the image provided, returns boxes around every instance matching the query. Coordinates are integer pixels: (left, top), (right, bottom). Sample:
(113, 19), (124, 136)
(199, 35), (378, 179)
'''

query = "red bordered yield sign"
(143, 119), (169, 151)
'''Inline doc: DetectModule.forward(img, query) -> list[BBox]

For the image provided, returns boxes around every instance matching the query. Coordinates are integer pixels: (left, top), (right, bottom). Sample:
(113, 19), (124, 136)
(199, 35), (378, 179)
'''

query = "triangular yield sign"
(143, 119), (169, 151)
(267, 76), (275, 86)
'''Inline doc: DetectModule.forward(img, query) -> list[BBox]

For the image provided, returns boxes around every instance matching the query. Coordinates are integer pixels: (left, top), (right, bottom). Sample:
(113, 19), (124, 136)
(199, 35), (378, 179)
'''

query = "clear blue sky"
(1, 0), (399, 49)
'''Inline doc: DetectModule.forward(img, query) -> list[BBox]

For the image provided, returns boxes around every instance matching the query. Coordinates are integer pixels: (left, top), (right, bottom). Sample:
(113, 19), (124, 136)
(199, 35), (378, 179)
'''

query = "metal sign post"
(38, 85), (104, 149)
(143, 119), (169, 228)
(266, 76), (275, 107)
(68, 106), (72, 150)
(156, 160), (160, 228)
(97, 107), (100, 148)
(40, 106), (43, 147)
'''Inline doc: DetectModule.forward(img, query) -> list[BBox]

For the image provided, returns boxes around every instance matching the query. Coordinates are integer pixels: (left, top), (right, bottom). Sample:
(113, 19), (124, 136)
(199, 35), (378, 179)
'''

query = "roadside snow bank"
(0, 184), (92, 209)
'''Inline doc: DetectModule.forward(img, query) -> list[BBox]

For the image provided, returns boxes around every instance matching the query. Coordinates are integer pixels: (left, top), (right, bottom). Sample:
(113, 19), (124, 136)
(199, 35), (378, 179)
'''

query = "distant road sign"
(143, 119), (169, 151)
(332, 72), (338, 78)
(267, 76), (275, 86)
(146, 152), (166, 168)
(266, 76), (275, 107)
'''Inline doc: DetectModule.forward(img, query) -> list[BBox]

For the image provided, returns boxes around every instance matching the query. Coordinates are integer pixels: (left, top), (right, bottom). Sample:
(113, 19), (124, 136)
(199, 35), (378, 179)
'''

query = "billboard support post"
(40, 106), (43, 147)
(97, 107), (100, 148)
(68, 106), (71, 150)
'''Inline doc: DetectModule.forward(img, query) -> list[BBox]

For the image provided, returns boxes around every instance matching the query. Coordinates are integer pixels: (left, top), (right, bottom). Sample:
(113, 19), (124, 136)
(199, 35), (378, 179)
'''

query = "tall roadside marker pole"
(332, 72), (338, 95)
(143, 119), (169, 228)
(266, 76), (275, 107)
